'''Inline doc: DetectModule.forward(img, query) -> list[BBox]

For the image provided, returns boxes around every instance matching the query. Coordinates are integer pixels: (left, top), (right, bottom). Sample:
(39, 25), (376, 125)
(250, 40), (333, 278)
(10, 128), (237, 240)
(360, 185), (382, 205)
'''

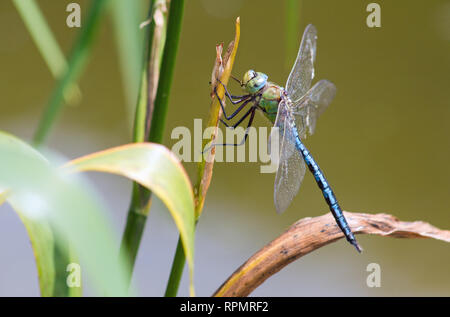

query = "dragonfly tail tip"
(352, 241), (363, 253)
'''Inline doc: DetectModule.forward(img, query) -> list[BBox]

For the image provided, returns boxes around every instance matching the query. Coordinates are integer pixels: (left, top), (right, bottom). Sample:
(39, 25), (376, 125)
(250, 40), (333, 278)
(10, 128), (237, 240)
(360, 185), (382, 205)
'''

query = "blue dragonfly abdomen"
(291, 124), (361, 252)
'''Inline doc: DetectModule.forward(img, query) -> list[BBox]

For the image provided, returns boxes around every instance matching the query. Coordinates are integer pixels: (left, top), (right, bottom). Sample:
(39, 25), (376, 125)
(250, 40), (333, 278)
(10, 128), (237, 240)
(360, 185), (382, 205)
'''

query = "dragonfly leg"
(219, 118), (231, 128)
(216, 78), (250, 100)
(222, 105), (254, 129)
(211, 107), (257, 147)
(215, 87), (254, 120)
(214, 84), (249, 104)
(236, 107), (257, 146)
(230, 75), (243, 86)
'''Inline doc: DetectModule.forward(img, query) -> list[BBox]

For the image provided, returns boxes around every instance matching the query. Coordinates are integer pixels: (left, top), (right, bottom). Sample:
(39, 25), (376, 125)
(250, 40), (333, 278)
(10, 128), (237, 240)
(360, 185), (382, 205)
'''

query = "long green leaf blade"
(33, 0), (108, 146)
(12, 0), (81, 104)
(110, 0), (144, 123)
(64, 142), (196, 295)
(0, 131), (130, 296)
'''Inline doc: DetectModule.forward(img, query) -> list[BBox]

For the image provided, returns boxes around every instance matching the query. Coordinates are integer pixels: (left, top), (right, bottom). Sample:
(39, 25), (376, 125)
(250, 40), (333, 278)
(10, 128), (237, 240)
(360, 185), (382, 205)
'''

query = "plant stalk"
(120, 0), (185, 286)
(164, 236), (185, 297)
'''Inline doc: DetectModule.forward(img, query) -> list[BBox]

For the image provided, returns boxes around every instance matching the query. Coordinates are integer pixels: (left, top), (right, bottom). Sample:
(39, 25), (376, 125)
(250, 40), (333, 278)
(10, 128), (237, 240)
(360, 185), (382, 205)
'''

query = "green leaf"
(64, 142), (196, 296)
(0, 133), (58, 296)
(0, 131), (130, 296)
(0, 200), (57, 296)
(33, 0), (109, 146)
(12, 0), (82, 104)
(110, 0), (144, 123)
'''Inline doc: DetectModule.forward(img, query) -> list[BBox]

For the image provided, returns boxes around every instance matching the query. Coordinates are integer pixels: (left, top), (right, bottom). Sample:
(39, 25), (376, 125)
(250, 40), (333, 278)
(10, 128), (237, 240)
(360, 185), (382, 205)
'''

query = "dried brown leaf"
(210, 43), (224, 97)
(194, 17), (240, 217)
(213, 211), (450, 297)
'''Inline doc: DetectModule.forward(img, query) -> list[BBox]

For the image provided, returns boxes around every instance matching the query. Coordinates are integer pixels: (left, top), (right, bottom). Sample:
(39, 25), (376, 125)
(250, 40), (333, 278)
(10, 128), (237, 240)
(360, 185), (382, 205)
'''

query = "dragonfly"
(213, 24), (361, 252)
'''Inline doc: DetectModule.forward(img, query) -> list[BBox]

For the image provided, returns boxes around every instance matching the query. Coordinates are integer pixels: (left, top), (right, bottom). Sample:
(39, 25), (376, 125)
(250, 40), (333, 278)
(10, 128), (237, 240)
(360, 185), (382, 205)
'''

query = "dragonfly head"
(242, 70), (268, 94)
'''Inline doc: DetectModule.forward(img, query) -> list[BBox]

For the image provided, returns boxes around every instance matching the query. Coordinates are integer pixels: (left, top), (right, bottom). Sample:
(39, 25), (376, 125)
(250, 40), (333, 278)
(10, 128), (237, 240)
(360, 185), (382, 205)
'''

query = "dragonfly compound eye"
(242, 70), (256, 85)
(243, 70), (268, 94)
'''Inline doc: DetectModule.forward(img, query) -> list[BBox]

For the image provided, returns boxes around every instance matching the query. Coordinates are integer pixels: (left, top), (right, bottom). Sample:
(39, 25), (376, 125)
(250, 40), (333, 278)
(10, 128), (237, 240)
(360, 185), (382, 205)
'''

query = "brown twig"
(213, 211), (450, 297)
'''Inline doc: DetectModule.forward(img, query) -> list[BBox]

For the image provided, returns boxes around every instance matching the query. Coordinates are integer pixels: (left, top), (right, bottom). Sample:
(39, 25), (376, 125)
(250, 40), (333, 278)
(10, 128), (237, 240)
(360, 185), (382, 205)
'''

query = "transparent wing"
(271, 101), (306, 214)
(285, 24), (317, 103)
(291, 79), (336, 137)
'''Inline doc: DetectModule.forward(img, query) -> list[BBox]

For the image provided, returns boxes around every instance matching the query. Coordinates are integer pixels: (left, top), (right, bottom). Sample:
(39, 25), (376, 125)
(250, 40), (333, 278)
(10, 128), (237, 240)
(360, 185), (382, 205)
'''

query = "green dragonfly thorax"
(242, 69), (284, 123)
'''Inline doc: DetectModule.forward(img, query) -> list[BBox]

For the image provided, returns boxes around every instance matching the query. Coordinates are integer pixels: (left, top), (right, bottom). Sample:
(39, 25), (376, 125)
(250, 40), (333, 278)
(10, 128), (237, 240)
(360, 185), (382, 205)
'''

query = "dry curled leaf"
(213, 211), (450, 297)
(222, 38), (235, 69)
(210, 43), (224, 97)
(194, 17), (240, 218)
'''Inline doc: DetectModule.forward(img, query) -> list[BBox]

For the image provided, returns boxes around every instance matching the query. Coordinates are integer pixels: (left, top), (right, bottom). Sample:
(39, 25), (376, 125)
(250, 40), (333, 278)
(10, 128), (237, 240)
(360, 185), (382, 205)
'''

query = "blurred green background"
(0, 0), (449, 296)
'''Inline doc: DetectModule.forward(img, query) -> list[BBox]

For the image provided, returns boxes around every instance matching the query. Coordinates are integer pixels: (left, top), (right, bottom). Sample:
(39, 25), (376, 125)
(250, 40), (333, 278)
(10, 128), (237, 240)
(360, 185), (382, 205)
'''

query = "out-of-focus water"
(0, 0), (448, 296)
